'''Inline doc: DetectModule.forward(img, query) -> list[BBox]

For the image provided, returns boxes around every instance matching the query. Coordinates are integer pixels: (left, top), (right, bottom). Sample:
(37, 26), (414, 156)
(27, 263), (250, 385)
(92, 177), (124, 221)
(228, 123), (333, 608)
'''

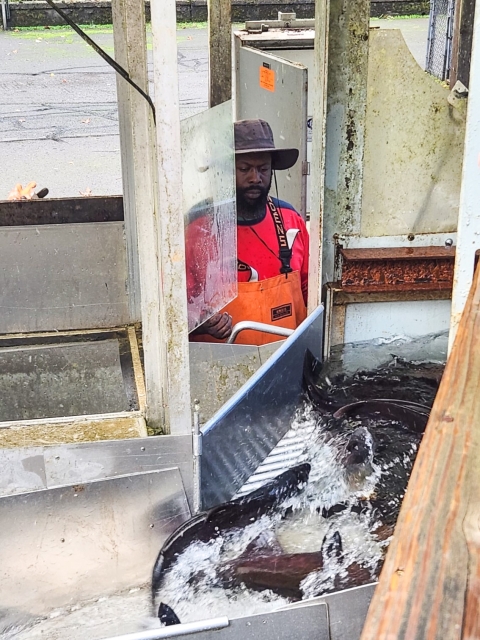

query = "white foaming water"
(153, 405), (392, 625)
(9, 404), (416, 639)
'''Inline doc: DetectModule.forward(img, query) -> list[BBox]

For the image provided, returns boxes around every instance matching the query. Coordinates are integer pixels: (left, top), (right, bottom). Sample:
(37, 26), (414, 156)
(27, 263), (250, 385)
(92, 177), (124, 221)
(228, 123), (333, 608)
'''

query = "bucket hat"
(234, 119), (299, 171)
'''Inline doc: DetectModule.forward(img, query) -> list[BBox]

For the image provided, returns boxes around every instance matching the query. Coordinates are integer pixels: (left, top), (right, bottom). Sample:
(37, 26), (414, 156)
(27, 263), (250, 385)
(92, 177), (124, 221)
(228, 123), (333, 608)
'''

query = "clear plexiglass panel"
(181, 101), (237, 332)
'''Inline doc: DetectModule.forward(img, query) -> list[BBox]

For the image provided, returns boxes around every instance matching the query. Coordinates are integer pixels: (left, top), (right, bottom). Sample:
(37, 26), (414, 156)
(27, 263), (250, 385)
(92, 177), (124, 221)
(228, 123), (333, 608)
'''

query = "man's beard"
(236, 178), (272, 221)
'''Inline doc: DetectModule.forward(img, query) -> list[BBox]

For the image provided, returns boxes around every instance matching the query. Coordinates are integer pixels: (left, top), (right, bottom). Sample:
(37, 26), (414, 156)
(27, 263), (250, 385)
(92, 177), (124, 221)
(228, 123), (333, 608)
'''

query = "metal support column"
(307, 0), (330, 313)
(150, 0), (192, 435)
(450, 0), (480, 350)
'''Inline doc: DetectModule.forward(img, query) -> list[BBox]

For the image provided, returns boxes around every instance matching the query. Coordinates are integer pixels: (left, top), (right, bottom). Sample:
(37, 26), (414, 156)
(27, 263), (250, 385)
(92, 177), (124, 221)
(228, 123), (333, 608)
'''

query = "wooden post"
(111, 0), (143, 321)
(150, 0), (192, 435)
(208, 0), (232, 107)
(321, 0), (370, 288)
(112, 0), (170, 432)
(450, 1), (480, 350)
(307, 0), (330, 313)
(361, 264), (480, 639)
(450, 0), (476, 88)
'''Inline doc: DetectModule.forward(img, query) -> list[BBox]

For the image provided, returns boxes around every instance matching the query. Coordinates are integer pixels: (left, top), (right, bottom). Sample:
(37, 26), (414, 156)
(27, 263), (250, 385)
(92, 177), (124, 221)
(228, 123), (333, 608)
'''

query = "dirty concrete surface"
(0, 19), (428, 198)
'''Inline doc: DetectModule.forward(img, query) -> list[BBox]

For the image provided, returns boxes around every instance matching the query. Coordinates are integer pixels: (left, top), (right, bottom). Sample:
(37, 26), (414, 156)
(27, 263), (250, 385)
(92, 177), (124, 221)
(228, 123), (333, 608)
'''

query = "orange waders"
(192, 197), (307, 346)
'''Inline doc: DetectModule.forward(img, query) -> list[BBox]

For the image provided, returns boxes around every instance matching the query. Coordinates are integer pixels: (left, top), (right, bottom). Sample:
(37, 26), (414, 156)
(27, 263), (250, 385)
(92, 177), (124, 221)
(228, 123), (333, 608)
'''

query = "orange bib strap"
(192, 271), (306, 346)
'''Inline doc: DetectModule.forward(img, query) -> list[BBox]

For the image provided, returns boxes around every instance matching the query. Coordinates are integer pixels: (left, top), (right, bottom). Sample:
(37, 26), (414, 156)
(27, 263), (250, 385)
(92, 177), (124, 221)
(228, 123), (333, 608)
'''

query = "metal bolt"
(407, 233), (415, 241)
(445, 238), (453, 247)
(60, 538), (65, 543)
(149, 523), (154, 529)
(140, 447), (145, 452)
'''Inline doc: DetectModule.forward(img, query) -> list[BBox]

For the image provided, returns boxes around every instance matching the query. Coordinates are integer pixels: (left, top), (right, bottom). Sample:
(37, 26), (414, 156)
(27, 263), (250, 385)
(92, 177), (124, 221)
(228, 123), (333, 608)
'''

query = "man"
(190, 119), (309, 345)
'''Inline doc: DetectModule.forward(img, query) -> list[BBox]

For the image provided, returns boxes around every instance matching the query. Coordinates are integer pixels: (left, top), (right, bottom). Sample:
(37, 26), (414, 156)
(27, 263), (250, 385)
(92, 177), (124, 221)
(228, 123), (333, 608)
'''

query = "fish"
(304, 350), (441, 528)
(303, 349), (439, 424)
(218, 529), (373, 600)
(151, 462), (311, 603)
(158, 602), (181, 626)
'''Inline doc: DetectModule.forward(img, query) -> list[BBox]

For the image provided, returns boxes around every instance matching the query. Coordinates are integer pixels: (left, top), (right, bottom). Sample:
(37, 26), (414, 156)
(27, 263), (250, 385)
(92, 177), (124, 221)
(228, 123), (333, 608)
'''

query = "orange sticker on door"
(259, 65), (275, 92)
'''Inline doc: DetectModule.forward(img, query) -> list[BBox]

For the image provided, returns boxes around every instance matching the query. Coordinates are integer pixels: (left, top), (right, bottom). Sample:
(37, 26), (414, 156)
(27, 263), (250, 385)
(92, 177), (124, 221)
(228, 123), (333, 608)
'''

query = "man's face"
(235, 152), (272, 213)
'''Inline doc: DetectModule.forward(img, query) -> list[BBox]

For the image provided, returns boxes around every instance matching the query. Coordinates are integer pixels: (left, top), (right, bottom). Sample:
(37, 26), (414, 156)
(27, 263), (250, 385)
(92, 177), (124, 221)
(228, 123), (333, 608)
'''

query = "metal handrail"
(102, 616), (229, 640)
(226, 321), (294, 344)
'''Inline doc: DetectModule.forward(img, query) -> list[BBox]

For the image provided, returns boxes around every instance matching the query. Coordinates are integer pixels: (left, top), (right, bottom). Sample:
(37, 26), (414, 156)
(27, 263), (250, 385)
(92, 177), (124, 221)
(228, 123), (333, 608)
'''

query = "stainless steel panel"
(0, 469), (190, 616)
(182, 102), (237, 331)
(200, 305), (323, 509)
(0, 446), (47, 494)
(0, 222), (130, 333)
(103, 603), (329, 640)
(44, 435), (194, 508)
(284, 584), (376, 640)
(236, 47), (308, 217)
(189, 342), (280, 423)
(0, 340), (129, 421)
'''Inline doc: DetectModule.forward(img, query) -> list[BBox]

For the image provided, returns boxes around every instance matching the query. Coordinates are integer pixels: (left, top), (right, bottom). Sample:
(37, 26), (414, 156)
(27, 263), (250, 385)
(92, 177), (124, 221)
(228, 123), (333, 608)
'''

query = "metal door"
(235, 46), (308, 218)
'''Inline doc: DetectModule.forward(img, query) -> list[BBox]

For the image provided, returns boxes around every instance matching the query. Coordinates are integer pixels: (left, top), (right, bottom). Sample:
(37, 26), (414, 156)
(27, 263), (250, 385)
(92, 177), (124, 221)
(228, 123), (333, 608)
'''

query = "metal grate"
(426, 0), (456, 81)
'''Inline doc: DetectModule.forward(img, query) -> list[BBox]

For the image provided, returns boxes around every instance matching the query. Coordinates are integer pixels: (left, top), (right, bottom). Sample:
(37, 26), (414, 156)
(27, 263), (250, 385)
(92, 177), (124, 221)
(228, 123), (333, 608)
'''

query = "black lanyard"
(267, 197), (293, 274)
(237, 198), (293, 276)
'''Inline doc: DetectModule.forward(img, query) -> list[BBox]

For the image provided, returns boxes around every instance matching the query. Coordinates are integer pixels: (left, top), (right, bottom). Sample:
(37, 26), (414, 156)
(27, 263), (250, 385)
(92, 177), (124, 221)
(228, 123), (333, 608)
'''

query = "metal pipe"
(1, 0), (8, 30)
(192, 398), (202, 513)
(226, 321), (294, 344)
(102, 617), (229, 640)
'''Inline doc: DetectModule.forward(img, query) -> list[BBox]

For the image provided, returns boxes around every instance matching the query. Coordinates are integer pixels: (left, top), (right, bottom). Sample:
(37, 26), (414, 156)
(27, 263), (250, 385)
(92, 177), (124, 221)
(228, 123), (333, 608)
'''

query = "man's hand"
(194, 313), (233, 340)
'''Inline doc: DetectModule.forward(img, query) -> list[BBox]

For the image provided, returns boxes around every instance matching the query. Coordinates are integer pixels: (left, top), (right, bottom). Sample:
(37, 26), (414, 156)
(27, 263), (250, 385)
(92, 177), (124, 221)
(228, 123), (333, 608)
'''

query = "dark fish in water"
(151, 463), (311, 601)
(303, 349), (439, 423)
(304, 349), (442, 528)
(219, 530), (373, 600)
(158, 602), (181, 626)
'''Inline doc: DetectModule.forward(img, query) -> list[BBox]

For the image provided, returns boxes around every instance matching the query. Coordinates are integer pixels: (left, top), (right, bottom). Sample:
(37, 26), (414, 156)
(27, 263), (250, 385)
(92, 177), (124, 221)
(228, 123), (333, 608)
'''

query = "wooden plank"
(450, 0), (476, 88)
(208, 0), (232, 107)
(360, 264), (480, 639)
(0, 196), (124, 226)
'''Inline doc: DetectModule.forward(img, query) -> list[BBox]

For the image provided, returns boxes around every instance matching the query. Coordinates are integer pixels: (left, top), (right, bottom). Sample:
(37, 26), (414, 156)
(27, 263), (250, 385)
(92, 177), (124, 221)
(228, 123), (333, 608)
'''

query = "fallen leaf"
(50, 73), (55, 77)
(61, 79), (67, 83)
(79, 188), (93, 197)
(12, 50), (18, 54)
(35, 39), (42, 43)
(18, 119), (25, 123)
(187, 36), (193, 40)
(68, 161), (74, 165)
(81, 118), (91, 124)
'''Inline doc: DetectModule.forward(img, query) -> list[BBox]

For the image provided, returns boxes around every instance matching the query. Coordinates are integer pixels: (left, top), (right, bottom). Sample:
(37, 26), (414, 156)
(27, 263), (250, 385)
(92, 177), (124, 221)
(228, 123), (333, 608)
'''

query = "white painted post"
(112, 0), (168, 432)
(150, 0), (192, 434)
(449, 2), (480, 351)
(307, 0), (330, 313)
(111, 0), (142, 321)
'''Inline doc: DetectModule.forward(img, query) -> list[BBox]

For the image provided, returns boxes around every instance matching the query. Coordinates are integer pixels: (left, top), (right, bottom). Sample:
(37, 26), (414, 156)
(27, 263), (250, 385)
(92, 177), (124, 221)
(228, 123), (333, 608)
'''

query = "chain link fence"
(426, 0), (455, 81)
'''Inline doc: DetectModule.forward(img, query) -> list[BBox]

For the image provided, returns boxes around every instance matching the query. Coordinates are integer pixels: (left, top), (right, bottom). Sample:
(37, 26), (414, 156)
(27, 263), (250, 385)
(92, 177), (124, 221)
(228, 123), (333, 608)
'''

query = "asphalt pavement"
(0, 19), (429, 198)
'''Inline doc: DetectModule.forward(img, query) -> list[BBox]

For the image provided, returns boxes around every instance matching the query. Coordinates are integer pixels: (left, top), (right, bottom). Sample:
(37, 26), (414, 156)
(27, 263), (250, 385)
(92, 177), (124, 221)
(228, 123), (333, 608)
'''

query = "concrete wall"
(6, 0), (430, 29)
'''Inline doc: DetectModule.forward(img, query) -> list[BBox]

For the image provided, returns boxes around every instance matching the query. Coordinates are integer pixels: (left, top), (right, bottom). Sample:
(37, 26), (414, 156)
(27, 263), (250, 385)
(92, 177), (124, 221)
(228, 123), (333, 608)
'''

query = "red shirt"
(185, 197), (309, 315)
(237, 198), (309, 304)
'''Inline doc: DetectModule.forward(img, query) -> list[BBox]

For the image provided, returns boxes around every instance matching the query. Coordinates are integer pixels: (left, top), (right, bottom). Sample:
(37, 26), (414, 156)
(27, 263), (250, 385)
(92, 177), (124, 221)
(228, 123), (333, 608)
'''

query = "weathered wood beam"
(360, 264), (480, 639)
(450, 0), (476, 88)
(208, 0), (232, 107)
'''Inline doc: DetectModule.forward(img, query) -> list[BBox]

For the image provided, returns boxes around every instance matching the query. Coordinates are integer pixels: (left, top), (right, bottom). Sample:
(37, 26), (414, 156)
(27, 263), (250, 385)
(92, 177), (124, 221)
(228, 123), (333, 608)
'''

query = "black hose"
(44, 0), (156, 124)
